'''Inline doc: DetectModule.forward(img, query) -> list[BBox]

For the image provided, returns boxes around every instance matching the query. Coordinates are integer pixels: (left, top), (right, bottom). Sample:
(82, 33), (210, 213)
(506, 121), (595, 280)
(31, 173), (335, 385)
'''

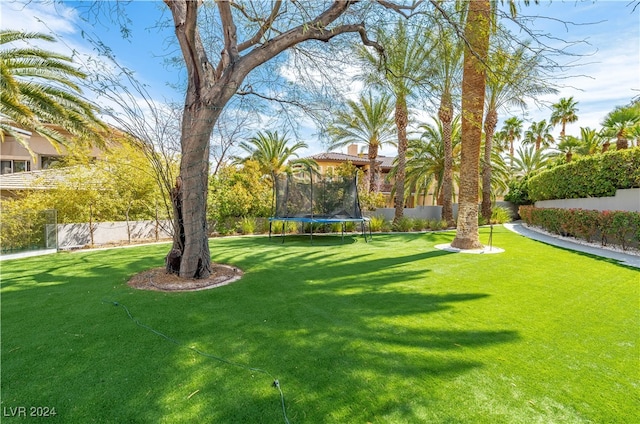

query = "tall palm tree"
(481, 38), (557, 221)
(550, 96), (579, 139)
(427, 5), (465, 226)
(600, 104), (640, 151)
(327, 92), (396, 192)
(0, 30), (105, 148)
(235, 130), (309, 177)
(451, 0), (491, 250)
(358, 19), (433, 223)
(523, 120), (555, 151)
(501, 116), (523, 166)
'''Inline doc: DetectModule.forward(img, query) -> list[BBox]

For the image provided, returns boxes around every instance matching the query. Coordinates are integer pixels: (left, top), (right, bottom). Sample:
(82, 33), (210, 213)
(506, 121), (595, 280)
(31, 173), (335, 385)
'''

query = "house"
(1, 123), (107, 198)
(1, 122), (105, 174)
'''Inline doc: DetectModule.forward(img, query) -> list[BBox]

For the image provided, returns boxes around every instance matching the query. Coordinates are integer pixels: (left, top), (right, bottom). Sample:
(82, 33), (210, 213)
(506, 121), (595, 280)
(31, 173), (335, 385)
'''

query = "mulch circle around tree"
(127, 264), (243, 292)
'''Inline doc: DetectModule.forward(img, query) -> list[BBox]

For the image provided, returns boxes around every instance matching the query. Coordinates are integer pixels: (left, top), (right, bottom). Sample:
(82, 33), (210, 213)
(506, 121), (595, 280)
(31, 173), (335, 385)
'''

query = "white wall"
(58, 220), (173, 249)
(535, 188), (640, 212)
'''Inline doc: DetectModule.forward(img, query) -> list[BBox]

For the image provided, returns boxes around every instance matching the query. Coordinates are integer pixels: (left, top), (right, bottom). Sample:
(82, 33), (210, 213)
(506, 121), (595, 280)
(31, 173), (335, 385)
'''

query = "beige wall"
(1, 129), (104, 171)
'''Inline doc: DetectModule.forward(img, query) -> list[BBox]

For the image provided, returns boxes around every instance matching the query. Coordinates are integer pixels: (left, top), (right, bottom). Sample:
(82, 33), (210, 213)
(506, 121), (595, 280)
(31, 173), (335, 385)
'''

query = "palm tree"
(523, 120), (555, 151)
(327, 92), (396, 192)
(576, 127), (603, 155)
(427, 6), (465, 226)
(501, 116), (523, 167)
(401, 116), (461, 206)
(235, 130), (309, 177)
(550, 96), (579, 139)
(481, 38), (557, 221)
(0, 30), (105, 148)
(511, 145), (552, 180)
(600, 104), (640, 151)
(450, 0), (491, 250)
(556, 135), (582, 163)
(358, 19), (433, 223)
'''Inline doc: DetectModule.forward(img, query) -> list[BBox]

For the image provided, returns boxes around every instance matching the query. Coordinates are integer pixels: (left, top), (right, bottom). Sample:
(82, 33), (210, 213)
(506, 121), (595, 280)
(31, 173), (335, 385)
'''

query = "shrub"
(504, 178), (533, 205)
(491, 207), (513, 224)
(368, 215), (387, 232)
(412, 218), (428, 231)
(237, 217), (257, 235)
(428, 219), (448, 231)
(393, 217), (414, 232)
(519, 206), (640, 250)
(528, 147), (640, 202)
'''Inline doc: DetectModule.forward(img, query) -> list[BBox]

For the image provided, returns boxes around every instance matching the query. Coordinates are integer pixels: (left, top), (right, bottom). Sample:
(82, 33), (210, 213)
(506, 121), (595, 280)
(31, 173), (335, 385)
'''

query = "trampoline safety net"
(273, 171), (363, 219)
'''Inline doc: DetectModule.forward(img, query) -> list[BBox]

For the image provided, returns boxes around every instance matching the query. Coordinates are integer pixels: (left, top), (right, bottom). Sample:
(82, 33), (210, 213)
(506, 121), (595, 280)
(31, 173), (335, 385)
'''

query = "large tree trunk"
(393, 94), (408, 224)
(451, 0), (490, 250)
(481, 108), (497, 222)
(439, 93), (455, 226)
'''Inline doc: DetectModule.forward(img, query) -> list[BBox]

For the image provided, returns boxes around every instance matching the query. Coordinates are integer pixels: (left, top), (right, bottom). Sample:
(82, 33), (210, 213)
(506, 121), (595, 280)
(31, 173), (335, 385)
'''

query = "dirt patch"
(128, 264), (243, 292)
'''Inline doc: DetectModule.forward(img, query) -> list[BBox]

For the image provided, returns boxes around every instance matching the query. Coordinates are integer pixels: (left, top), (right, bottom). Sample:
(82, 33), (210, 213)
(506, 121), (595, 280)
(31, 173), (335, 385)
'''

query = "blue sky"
(2, 1), (639, 157)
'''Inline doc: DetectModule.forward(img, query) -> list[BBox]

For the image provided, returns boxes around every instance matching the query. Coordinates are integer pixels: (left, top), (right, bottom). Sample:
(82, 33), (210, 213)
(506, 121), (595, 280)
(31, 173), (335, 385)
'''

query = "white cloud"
(1, 1), (80, 37)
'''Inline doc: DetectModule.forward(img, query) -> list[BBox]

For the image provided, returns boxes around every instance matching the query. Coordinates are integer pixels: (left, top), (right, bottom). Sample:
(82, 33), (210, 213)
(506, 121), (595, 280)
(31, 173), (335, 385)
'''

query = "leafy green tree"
(0, 30), (105, 149)
(235, 130), (308, 177)
(207, 160), (272, 232)
(523, 119), (555, 151)
(550, 96), (579, 139)
(358, 19), (432, 223)
(327, 92), (396, 192)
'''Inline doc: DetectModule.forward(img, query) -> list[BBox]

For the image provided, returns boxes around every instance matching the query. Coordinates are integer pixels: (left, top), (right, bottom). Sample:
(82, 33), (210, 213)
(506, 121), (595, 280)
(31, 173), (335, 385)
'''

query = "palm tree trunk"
(481, 108), (497, 222)
(368, 143), (379, 192)
(393, 94), (408, 224)
(439, 93), (455, 226)
(451, 0), (490, 250)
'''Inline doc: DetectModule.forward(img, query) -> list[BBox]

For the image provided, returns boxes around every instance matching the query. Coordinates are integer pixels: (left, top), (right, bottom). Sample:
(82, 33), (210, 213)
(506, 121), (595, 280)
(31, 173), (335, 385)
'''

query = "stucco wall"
(535, 188), (640, 212)
(58, 220), (173, 249)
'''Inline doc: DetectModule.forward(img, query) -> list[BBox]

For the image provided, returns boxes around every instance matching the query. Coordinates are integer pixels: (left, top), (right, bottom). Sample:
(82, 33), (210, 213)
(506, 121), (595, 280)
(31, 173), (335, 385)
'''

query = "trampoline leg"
(269, 221), (272, 240)
(341, 222), (345, 243)
(281, 222), (285, 244)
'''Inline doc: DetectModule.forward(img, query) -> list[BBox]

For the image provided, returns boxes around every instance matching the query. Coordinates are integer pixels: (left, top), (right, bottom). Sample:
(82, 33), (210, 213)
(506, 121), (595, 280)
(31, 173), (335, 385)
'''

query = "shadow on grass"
(1, 234), (520, 423)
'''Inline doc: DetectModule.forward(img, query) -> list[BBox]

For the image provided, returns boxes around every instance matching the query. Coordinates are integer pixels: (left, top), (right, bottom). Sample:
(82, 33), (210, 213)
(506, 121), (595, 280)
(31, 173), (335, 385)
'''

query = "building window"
(41, 156), (63, 169)
(1, 160), (31, 174)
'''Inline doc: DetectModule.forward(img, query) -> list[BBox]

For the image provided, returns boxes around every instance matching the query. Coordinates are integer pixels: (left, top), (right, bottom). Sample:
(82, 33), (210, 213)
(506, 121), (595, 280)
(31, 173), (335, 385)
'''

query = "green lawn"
(1, 226), (638, 423)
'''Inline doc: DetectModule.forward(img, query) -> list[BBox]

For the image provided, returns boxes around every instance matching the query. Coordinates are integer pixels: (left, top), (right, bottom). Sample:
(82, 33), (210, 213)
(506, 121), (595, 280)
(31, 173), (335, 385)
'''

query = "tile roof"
(305, 152), (396, 170)
(0, 166), (95, 192)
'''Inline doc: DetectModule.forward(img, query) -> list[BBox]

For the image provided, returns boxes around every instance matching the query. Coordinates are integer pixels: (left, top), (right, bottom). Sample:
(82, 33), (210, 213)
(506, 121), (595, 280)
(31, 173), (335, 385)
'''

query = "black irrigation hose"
(102, 300), (290, 424)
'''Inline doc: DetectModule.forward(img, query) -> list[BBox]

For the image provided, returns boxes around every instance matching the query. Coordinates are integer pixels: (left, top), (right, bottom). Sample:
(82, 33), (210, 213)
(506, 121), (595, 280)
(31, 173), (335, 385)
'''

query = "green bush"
(368, 215), (387, 232)
(412, 218), (428, 231)
(519, 206), (640, 250)
(504, 178), (533, 205)
(393, 217), (414, 232)
(491, 207), (513, 224)
(237, 217), (257, 235)
(528, 148), (640, 202)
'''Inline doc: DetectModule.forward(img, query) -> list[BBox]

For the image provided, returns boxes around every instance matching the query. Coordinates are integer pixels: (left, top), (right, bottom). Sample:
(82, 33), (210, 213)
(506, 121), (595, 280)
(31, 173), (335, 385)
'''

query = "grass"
(1, 226), (638, 423)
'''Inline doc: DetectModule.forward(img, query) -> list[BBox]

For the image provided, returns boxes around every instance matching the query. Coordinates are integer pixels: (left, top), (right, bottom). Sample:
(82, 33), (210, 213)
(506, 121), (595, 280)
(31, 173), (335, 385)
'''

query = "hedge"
(519, 205), (640, 251)
(528, 147), (640, 202)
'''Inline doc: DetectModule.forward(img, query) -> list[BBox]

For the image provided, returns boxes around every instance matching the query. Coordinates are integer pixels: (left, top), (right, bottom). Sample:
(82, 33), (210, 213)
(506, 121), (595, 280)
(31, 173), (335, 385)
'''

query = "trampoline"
(268, 170), (371, 244)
